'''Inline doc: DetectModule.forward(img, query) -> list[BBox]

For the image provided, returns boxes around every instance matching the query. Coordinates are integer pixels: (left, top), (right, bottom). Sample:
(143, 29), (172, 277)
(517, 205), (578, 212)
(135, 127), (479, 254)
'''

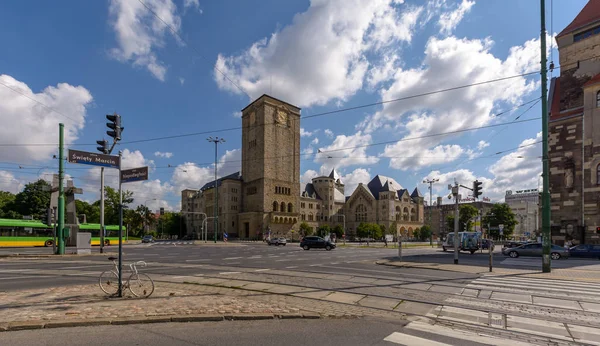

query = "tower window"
(596, 90), (600, 108)
(597, 164), (600, 186)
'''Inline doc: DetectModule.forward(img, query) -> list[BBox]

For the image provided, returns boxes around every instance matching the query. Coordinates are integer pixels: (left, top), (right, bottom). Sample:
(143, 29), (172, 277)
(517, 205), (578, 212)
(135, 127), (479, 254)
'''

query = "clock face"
(276, 110), (288, 125)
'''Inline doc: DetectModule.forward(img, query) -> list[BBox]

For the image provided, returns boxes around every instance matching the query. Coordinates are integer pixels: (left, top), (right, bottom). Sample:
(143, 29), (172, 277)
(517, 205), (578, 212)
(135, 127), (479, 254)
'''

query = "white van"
(442, 232), (480, 254)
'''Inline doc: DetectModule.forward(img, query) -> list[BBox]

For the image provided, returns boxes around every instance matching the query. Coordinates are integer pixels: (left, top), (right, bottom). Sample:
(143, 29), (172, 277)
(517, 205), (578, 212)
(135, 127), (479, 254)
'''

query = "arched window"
(308, 213), (313, 221)
(395, 206), (400, 212)
(395, 213), (400, 221)
(597, 90), (600, 108)
(281, 202), (286, 212)
(288, 203), (293, 213)
(355, 204), (367, 222)
(597, 164), (600, 186)
(410, 208), (416, 221)
(403, 207), (409, 221)
(273, 201), (278, 212)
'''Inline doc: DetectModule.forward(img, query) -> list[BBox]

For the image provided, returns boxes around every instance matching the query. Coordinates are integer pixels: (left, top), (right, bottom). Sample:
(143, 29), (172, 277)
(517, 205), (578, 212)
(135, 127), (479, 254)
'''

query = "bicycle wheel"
(99, 271), (119, 295)
(128, 273), (154, 298)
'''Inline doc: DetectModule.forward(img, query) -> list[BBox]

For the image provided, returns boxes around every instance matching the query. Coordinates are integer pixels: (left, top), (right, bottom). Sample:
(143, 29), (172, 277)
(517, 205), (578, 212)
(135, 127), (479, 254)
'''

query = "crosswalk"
(383, 320), (534, 346)
(151, 241), (195, 245)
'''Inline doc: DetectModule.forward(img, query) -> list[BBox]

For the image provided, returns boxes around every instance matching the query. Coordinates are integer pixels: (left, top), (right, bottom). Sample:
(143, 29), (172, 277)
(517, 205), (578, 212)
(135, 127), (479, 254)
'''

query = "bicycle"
(99, 256), (155, 298)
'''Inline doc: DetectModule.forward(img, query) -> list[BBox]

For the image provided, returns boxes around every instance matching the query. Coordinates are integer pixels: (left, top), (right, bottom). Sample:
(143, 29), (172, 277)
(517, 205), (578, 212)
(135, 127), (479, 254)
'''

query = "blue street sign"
(68, 149), (120, 168)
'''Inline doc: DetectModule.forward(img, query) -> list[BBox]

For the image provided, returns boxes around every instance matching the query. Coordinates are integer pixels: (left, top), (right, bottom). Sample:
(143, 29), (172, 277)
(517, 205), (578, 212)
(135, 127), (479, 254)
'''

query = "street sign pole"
(453, 184), (459, 265)
(540, 0), (551, 273)
(100, 167), (105, 253)
(57, 123), (65, 255)
(117, 151), (123, 298)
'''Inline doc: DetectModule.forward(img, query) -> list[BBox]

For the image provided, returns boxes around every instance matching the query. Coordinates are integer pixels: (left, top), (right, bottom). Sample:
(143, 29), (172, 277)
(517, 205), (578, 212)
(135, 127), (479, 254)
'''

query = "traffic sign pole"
(57, 123), (65, 255)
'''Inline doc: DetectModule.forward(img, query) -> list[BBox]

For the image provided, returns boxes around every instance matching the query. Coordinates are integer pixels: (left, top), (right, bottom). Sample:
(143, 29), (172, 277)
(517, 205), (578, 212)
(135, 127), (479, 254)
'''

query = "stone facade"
(180, 94), (424, 240)
(505, 190), (540, 240)
(425, 197), (494, 240)
(548, 1), (600, 245)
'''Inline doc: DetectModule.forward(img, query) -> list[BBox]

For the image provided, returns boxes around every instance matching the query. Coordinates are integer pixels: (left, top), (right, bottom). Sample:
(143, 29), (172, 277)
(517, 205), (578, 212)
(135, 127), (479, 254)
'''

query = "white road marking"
(185, 259), (210, 262)
(0, 275), (52, 280)
(254, 269), (270, 272)
(219, 271), (241, 275)
(404, 321), (533, 346)
(224, 257), (242, 260)
(285, 266), (298, 269)
(384, 332), (451, 345)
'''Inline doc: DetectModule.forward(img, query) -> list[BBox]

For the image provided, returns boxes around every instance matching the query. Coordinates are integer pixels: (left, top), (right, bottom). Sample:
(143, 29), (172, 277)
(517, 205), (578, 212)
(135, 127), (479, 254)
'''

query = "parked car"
(503, 241), (527, 249)
(569, 244), (600, 259)
(268, 237), (287, 246)
(502, 242), (568, 260)
(141, 235), (154, 243)
(481, 239), (495, 251)
(300, 236), (336, 251)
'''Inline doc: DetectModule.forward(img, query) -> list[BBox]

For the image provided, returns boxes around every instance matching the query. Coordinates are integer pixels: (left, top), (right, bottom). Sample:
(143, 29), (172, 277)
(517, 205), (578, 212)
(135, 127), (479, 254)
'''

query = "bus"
(0, 218), (126, 247)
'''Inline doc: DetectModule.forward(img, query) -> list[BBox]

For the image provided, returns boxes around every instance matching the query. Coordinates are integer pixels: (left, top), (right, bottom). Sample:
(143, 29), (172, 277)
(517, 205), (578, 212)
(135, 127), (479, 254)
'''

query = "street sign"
(68, 149), (120, 169)
(121, 166), (149, 183)
(499, 224), (504, 235)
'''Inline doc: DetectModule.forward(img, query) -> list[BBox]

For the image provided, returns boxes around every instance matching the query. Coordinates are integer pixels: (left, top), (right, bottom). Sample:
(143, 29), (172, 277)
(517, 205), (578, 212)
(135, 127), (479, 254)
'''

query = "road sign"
(68, 149), (120, 168)
(121, 166), (149, 183)
(499, 224), (504, 235)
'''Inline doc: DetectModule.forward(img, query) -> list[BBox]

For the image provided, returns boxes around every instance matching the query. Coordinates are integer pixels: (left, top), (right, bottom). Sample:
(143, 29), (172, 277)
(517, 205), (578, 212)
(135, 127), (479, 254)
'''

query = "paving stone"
(292, 290), (334, 299)
(394, 301), (438, 316)
(532, 296), (582, 310)
(44, 319), (112, 328)
(322, 292), (365, 304)
(568, 324), (600, 345)
(490, 292), (532, 304)
(8, 321), (45, 331)
(357, 296), (400, 310)
(428, 285), (463, 294)
(506, 315), (572, 340)
(580, 301), (600, 312)
(461, 288), (479, 297)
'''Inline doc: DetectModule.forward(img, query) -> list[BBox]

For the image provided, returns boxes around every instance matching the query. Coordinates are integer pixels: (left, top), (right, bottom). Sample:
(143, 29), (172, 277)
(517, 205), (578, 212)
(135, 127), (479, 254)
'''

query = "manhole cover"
(489, 313), (505, 328)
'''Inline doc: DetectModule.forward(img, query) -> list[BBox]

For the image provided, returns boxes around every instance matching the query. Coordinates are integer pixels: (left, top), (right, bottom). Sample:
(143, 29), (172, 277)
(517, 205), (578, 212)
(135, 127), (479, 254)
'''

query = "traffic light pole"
(57, 123), (66, 255)
(540, 0), (551, 273)
(207, 137), (225, 243)
(453, 183), (459, 265)
(100, 167), (105, 253)
(117, 151), (124, 297)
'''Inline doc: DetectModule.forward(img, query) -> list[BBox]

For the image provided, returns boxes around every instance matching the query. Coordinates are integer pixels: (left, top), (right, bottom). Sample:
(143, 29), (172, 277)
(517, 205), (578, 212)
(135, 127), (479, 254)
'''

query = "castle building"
(548, 0), (600, 244)
(181, 94), (424, 239)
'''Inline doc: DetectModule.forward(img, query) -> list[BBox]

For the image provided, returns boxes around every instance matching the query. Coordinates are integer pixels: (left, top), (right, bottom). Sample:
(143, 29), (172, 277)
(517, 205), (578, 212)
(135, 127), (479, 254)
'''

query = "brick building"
(181, 94), (424, 240)
(548, 0), (600, 244)
(425, 197), (494, 240)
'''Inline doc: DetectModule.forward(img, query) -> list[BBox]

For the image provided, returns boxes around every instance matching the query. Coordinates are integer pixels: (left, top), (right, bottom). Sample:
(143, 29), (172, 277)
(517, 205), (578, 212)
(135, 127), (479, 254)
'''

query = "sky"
(0, 0), (590, 212)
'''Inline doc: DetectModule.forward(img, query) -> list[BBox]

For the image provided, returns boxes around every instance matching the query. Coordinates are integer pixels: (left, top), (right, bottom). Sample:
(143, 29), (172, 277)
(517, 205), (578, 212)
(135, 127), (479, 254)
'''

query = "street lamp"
(340, 214), (346, 245)
(207, 136), (225, 243)
(423, 178), (439, 246)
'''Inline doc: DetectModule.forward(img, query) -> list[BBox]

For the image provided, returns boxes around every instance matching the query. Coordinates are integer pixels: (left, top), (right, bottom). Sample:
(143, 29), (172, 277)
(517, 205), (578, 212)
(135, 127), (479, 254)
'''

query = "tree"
(299, 222), (313, 236)
(446, 204), (479, 232)
(103, 186), (134, 225)
(483, 203), (518, 239)
(75, 200), (100, 223)
(332, 224), (344, 238)
(13, 179), (51, 220)
(413, 227), (421, 241)
(0, 191), (20, 219)
(318, 224), (331, 237)
(420, 225), (432, 241)
(124, 205), (156, 237)
(160, 212), (182, 237)
(356, 223), (382, 239)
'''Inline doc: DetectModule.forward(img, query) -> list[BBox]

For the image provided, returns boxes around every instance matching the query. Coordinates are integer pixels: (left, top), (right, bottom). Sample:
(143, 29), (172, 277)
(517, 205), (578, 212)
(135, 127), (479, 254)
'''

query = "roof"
(557, 0), (600, 38)
(411, 188), (423, 198)
(241, 94), (301, 113)
(300, 183), (322, 200)
(328, 169), (343, 184)
(333, 188), (345, 203)
(549, 77), (585, 122)
(583, 73), (600, 88)
(201, 172), (242, 190)
(366, 175), (403, 199)
(396, 189), (408, 199)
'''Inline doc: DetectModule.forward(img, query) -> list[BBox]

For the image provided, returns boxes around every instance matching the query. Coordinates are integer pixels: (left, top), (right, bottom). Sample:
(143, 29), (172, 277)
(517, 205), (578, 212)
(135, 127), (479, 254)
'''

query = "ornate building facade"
(181, 94), (424, 239)
(548, 0), (600, 245)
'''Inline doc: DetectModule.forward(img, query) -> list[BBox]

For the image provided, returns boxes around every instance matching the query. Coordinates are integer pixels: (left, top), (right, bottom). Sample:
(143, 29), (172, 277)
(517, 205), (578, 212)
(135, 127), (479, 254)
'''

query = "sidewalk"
(377, 258), (600, 282)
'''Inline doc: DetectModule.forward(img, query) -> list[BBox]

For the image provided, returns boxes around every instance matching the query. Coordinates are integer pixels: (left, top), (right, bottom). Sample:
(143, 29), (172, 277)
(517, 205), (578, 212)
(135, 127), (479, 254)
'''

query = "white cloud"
(232, 111), (242, 118)
(179, 77), (185, 85)
(301, 169), (319, 184)
(183, 0), (200, 11)
(438, 0), (475, 35)
(341, 168), (371, 195)
(311, 137), (319, 145)
(302, 147), (314, 156)
(383, 140), (466, 170)
(316, 132), (379, 173)
(0, 74), (92, 163)
(300, 128), (313, 137)
(0, 170), (22, 193)
(214, 0), (424, 107)
(171, 149), (241, 194)
(154, 151), (173, 158)
(367, 54), (399, 88)
(108, 0), (181, 81)
(324, 129), (334, 138)
(477, 140), (490, 150)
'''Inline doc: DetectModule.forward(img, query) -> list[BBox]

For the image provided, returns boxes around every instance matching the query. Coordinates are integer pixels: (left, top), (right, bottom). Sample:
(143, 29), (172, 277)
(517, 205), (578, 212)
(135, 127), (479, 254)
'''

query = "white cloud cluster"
(170, 149), (241, 194)
(340, 168), (372, 195)
(0, 74), (93, 163)
(477, 140), (490, 150)
(438, 0), (474, 35)
(154, 151), (173, 158)
(108, 0), (181, 81)
(316, 132), (379, 174)
(324, 129), (334, 138)
(214, 0), (424, 107)
(300, 128), (314, 137)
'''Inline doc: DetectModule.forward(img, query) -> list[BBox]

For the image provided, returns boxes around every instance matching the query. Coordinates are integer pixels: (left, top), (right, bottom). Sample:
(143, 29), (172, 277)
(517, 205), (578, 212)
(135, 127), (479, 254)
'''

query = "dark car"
(481, 239), (495, 251)
(502, 242), (568, 260)
(300, 236), (336, 251)
(569, 244), (600, 259)
(141, 235), (154, 243)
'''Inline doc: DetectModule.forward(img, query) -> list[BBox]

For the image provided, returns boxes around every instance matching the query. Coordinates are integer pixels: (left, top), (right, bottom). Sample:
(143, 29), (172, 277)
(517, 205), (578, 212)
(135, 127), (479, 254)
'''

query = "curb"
(1, 313), (323, 332)
(0, 253), (120, 258)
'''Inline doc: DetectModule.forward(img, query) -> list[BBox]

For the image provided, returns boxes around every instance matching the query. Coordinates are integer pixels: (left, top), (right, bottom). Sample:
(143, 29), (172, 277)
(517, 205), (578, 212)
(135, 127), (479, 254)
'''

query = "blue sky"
(0, 0), (590, 210)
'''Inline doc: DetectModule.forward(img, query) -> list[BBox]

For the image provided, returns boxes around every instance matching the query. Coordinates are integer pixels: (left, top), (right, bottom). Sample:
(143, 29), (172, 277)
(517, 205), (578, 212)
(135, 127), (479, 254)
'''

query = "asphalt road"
(0, 318), (496, 346)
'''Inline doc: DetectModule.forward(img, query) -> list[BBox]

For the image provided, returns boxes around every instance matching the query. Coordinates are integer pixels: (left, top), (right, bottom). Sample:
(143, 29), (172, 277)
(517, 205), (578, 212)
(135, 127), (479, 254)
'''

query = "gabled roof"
(583, 73), (600, 88)
(411, 187), (423, 198)
(328, 169), (343, 184)
(396, 189), (408, 199)
(367, 175), (403, 199)
(201, 172), (241, 191)
(381, 180), (397, 192)
(300, 183), (322, 200)
(557, 0), (600, 38)
(241, 94), (301, 112)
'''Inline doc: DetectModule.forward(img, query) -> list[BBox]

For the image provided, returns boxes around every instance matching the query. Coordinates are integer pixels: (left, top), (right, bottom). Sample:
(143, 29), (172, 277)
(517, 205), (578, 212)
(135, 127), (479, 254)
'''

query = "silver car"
(502, 243), (568, 260)
(268, 237), (287, 246)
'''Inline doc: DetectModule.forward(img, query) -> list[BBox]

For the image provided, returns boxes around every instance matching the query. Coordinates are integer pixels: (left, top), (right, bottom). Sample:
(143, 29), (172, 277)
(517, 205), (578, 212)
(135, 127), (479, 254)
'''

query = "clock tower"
(239, 95), (301, 238)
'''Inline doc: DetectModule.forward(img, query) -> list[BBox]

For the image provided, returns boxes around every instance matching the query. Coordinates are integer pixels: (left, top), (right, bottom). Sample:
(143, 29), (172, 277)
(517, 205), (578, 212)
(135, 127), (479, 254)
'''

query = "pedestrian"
(384, 237), (388, 248)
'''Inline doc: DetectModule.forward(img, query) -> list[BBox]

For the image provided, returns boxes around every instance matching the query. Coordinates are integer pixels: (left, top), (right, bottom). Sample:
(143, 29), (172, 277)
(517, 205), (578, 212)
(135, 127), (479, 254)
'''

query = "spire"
(329, 169), (343, 184)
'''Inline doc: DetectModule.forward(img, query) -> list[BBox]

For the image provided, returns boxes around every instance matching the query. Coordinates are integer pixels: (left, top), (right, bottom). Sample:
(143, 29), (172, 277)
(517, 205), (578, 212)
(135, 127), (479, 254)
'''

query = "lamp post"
(423, 178), (439, 246)
(207, 137), (225, 243)
(340, 214), (346, 245)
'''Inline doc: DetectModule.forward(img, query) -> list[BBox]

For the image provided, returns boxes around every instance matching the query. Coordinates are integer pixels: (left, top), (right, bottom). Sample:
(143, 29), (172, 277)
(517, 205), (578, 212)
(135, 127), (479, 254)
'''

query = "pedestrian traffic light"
(473, 180), (483, 198)
(96, 139), (109, 154)
(106, 114), (123, 141)
(596, 226), (600, 234)
(42, 208), (52, 226)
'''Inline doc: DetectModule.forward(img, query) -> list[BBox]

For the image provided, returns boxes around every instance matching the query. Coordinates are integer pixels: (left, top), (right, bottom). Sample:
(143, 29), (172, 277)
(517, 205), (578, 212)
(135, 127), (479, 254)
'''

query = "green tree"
(318, 224), (331, 237)
(420, 225), (432, 241)
(13, 179), (51, 220)
(356, 223), (382, 239)
(483, 203), (517, 239)
(299, 222), (313, 236)
(75, 200), (100, 223)
(332, 224), (344, 238)
(124, 205), (155, 237)
(413, 227), (421, 241)
(160, 212), (183, 237)
(103, 186), (134, 225)
(0, 191), (20, 218)
(446, 204), (479, 232)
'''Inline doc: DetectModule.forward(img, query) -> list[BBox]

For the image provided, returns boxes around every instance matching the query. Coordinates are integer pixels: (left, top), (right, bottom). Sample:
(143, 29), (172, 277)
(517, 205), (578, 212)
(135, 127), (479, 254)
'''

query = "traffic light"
(473, 180), (483, 198)
(96, 139), (109, 154)
(596, 226), (600, 234)
(42, 208), (52, 226)
(106, 114), (123, 141)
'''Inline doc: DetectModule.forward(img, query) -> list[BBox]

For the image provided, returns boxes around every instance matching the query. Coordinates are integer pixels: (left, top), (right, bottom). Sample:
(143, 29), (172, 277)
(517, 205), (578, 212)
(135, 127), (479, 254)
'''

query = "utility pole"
(452, 182), (459, 265)
(540, 0), (551, 273)
(117, 150), (124, 297)
(423, 178), (439, 246)
(207, 137), (225, 243)
(57, 123), (65, 255)
(100, 167), (105, 252)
